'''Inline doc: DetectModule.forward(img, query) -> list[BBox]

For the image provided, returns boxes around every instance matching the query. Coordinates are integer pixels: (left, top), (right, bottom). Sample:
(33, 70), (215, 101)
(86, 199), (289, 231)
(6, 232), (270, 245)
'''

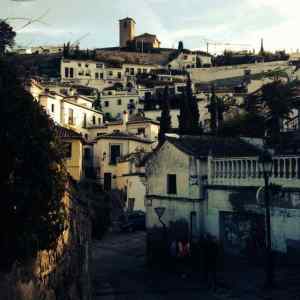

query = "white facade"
(37, 93), (103, 138)
(168, 52), (212, 70)
(145, 141), (206, 233)
(101, 90), (141, 118)
(93, 135), (154, 189)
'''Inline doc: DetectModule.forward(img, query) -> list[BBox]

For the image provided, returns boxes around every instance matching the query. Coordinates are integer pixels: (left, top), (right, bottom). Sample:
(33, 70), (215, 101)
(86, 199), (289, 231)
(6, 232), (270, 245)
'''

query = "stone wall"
(0, 181), (92, 300)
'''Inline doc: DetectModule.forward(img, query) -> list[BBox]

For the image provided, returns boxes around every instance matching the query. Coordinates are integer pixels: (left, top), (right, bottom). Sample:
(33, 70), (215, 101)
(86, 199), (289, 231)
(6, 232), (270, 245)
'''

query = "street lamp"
(258, 150), (274, 288)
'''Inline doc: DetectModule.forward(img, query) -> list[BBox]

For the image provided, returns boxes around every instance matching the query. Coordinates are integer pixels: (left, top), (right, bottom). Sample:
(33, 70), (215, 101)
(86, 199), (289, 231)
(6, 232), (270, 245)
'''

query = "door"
(104, 173), (112, 191)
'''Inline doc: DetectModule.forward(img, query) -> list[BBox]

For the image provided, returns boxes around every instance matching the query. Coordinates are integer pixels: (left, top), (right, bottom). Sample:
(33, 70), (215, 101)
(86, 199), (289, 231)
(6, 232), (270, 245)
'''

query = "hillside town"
(2, 8), (300, 300)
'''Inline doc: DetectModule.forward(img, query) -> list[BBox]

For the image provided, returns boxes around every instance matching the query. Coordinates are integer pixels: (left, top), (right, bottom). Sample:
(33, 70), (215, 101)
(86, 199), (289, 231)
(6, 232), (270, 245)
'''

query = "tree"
(158, 86), (172, 145)
(93, 90), (102, 111)
(178, 74), (201, 134)
(246, 80), (298, 142)
(0, 60), (66, 270)
(208, 84), (217, 134)
(0, 20), (16, 55)
(178, 41), (184, 52)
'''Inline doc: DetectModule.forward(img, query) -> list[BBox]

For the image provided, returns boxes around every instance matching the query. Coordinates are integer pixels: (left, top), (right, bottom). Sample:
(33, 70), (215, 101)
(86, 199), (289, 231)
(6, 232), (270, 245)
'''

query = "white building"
(145, 134), (300, 258)
(93, 131), (155, 190)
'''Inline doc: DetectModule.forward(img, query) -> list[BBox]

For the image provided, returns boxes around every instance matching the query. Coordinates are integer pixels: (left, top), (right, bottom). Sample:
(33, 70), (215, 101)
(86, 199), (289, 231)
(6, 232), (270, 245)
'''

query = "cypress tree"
(158, 86), (172, 145)
(178, 74), (201, 134)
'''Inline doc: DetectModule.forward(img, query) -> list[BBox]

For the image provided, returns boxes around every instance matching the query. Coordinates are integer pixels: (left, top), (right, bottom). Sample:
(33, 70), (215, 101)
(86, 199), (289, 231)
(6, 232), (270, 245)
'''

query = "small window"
(84, 133), (88, 140)
(85, 64), (89, 68)
(64, 67), (69, 78)
(84, 148), (91, 160)
(125, 68), (130, 73)
(78, 63), (81, 67)
(128, 198), (135, 212)
(92, 116), (96, 125)
(137, 68), (141, 74)
(64, 142), (72, 159)
(118, 72), (122, 79)
(95, 72), (99, 79)
(100, 73), (104, 79)
(51, 104), (55, 113)
(117, 99), (122, 105)
(137, 128), (145, 135)
(109, 71), (113, 76)
(98, 118), (101, 125)
(130, 68), (134, 75)
(68, 108), (74, 125)
(167, 174), (177, 194)
(104, 101), (109, 107)
(110, 144), (121, 165)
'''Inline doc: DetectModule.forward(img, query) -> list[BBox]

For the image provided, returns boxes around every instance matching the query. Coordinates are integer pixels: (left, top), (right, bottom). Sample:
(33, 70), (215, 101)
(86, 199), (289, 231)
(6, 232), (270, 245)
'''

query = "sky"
(1, 0), (300, 54)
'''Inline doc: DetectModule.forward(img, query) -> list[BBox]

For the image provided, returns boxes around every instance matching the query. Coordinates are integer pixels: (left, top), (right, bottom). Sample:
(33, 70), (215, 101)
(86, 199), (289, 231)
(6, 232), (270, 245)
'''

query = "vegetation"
(0, 20), (16, 55)
(158, 86), (172, 145)
(93, 91), (102, 111)
(0, 60), (67, 270)
(178, 75), (202, 135)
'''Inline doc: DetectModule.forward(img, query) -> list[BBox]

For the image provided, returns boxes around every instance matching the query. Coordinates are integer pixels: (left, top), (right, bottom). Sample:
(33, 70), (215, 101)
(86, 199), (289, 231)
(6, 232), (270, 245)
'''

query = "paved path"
(91, 231), (300, 300)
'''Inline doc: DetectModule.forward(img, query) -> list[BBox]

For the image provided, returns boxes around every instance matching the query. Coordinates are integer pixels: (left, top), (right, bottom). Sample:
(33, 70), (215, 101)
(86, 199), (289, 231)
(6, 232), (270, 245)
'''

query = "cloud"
(1, 0), (300, 52)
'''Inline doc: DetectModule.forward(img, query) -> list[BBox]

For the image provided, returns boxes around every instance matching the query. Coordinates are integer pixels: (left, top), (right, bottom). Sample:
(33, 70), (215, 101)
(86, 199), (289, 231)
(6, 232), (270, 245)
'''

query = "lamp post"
(258, 150), (274, 288)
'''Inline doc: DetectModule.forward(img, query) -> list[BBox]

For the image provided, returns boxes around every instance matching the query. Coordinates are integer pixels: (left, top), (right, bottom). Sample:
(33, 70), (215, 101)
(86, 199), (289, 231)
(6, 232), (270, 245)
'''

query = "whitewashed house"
(116, 152), (151, 212)
(145, 135), (262, 239)
(93, 131), (154, 191)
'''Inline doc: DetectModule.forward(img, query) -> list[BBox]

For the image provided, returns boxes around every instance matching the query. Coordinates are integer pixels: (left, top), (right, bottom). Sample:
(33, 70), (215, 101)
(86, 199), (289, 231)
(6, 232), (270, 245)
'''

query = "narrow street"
(91, 231), (235, 300)
(91, 231), (300, 300)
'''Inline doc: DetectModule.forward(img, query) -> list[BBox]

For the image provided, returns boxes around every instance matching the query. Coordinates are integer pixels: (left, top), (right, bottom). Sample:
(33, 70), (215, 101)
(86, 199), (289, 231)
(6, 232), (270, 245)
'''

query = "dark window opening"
(110, 144), (121, 165)
(167, 174), (177, 194)
(51, 104), (55, 113)
(64, 142), (72, 159)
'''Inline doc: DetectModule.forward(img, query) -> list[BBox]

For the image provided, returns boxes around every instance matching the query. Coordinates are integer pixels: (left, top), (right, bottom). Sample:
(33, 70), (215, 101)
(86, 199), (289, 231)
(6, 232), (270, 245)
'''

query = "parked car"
(118, 210), (145, 232)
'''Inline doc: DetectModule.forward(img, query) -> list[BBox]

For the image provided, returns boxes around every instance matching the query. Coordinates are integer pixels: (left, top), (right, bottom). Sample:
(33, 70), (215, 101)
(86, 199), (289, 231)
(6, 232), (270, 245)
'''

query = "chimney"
(122, 110), (128, 131)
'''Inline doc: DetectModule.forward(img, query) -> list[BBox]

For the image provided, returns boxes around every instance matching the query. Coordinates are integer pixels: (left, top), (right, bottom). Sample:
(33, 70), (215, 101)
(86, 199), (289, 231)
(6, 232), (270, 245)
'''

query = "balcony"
(208, 156), (300, 188)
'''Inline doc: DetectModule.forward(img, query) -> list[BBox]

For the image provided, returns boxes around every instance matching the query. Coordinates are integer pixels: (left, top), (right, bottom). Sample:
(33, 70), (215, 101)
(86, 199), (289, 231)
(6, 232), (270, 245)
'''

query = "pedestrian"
(206, 235), (219, 291)
(178, 239), (190, 278)
(169, 240), (177, 270)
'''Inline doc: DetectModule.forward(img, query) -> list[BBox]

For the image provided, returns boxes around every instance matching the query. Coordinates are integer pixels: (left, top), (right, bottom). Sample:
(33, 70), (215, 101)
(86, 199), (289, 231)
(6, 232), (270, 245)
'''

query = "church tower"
(119, 17), (136, 48)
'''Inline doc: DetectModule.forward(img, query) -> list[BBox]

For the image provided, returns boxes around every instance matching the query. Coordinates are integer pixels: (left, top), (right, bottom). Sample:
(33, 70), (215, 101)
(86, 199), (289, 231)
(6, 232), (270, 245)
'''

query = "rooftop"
(167, 135), (262, 158)
(95, 131), (154, 143)
(55, 125), (83, 140)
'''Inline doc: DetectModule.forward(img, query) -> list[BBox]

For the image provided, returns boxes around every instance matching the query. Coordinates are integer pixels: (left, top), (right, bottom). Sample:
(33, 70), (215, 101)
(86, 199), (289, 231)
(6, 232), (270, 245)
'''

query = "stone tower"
(119, 17), (136, 48)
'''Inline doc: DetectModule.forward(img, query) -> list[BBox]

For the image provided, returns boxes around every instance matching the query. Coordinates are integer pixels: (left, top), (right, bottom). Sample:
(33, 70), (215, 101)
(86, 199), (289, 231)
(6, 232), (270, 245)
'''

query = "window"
(51, 104), (55, 113)
(100, 73), (104, 79)
(98, 117), (101, 125)
(85, 64), (89, 68)
(118, 72), (122, 79)
(130, 68), (134, 75)
(68, 108), (74, 125)
(128, 198), (135, 212)
(143, 68), (147, 73)
(137, 128), (145, 135)
(104, 101), (109, 107)
(84, 133), (89, 140)
(184, 55), (188, 60)
(92, 115), (96, 125)
(64, 67), (69, 78)
(109, 71), (113, 76)
(95, 72), (99, 79)
(83, 113), (87, 128)
(64, 142), (72, 159)
(96, 63), (103, 68)
(117, 99), (122, 105)
(137, 68), (141, 74)
(70, 68), (74, 78)
(167, 174), (177, 194)
(78, 63), (81, 67)
(125, 68), (130, 73)
(84, 148), (91, 160)
(110, 144), (121, 165)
